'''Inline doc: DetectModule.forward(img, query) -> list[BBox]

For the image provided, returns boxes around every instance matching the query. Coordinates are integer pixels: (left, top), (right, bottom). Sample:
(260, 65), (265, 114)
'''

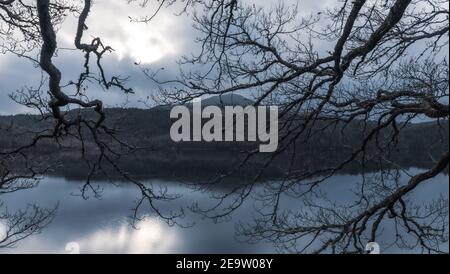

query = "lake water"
(0, 170), (448, 254)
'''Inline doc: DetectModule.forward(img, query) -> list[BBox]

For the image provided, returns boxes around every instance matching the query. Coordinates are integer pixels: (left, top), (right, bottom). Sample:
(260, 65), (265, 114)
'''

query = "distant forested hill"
(0, 98), (448, 180)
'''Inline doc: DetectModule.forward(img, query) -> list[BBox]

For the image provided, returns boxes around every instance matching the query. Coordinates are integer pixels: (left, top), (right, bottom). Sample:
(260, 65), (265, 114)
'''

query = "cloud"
(0, 0), (447, 115)
(0, 54), (43, 115)
(0, 0), (195, 114)
(58, 0), (190, 64)
(0, 0), (338, 115)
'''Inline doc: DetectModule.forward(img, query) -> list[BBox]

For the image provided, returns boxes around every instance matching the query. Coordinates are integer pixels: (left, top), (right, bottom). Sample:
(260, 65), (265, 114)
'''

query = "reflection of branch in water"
(0, 202), (57, 248)
(0, 154), (57, 248)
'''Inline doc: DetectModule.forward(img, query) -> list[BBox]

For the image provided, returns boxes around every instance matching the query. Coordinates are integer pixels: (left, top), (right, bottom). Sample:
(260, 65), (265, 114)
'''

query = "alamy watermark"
(365, 242), (380, 254)
(65, 242), (80, 254)
(170, 98), (279, 153)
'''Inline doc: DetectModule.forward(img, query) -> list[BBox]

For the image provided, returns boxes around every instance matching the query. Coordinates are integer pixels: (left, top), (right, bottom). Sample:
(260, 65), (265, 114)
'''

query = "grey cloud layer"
(0, 0), (194, 114)
(2, 0), (445, 115)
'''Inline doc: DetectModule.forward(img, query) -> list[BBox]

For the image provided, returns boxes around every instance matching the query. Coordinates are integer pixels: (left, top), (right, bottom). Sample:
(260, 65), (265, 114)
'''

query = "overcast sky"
(0, 0), (447, 115)
(0, 0), (192, 114)
(0, 0), (341, 115)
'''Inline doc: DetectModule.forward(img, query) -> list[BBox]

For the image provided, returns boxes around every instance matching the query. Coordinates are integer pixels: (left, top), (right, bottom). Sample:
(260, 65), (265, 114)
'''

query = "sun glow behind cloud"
(114, 23), (176, 64)
(59, 0), (180, 64)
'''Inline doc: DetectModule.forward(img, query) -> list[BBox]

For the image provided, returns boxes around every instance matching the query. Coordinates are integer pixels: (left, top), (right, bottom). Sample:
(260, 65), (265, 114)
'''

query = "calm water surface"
(0, 170), (448, 254)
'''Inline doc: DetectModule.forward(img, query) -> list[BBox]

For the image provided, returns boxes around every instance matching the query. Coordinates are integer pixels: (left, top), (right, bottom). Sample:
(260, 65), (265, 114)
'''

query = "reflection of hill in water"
(0, 103), (448, 181)
(54, 146), (447, 182)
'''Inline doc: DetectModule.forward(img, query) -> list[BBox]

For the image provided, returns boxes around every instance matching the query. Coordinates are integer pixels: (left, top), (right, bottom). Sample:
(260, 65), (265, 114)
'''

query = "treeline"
(0, 106), (448, 181)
